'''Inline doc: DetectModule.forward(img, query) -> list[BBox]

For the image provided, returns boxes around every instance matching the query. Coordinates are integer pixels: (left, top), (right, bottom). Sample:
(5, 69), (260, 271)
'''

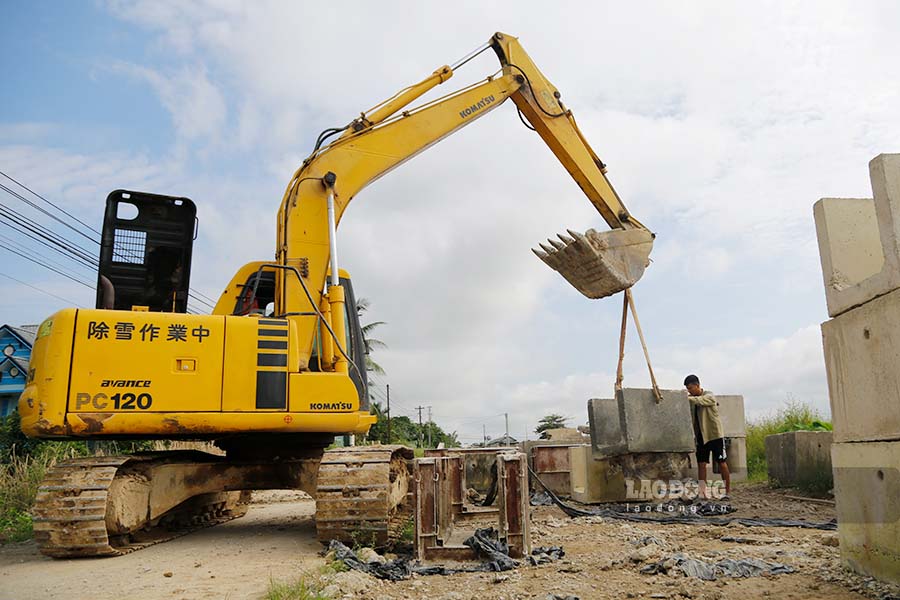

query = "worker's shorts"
(696, 437), (726, 464)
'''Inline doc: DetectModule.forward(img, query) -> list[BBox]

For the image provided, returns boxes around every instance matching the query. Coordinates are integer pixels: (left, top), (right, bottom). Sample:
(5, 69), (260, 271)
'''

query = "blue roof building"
(0, 324), (36, 417)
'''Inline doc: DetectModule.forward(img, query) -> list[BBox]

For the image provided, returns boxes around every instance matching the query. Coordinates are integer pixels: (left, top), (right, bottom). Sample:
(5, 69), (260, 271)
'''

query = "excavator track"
(32, 454), (250, 558)
(315, 445), (413, 548)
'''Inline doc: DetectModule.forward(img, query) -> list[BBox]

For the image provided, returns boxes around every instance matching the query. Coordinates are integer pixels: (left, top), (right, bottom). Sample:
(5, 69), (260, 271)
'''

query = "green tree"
(356, 297), (386, 375)
(535, 414), (569, 439)
(363, 406), (460, 449)
(366, 401), (389, 444)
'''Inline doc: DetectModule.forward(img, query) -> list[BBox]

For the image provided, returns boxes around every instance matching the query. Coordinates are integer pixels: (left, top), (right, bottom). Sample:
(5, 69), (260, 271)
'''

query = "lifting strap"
(614, 288), (663, 403)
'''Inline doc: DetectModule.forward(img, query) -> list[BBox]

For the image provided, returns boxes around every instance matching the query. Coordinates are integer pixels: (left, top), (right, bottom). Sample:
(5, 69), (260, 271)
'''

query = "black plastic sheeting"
(528, 470), (837, 531)
(529, 546), (565, 566)
(640, 552), (796, 580)
(327, 528), (522, 582)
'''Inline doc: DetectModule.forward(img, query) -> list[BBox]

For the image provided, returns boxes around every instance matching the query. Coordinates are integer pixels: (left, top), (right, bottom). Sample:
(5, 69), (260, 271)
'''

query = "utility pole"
(427, 406), (433, 448)
(416, 405), (424, 448)
(504, 412), (509, 446)
(386, 384), (391, 444)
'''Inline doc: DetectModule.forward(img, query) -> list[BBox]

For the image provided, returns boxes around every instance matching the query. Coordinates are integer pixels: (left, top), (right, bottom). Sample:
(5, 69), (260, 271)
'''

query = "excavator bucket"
(533, 228), (654, 299)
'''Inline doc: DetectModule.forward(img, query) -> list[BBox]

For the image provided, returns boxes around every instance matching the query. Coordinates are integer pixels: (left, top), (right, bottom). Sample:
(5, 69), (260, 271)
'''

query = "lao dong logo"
(625, 478), (726, 501)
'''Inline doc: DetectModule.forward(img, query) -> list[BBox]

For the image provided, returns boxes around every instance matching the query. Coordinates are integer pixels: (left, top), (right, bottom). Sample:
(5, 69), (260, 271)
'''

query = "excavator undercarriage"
(32, 445), (413, 558)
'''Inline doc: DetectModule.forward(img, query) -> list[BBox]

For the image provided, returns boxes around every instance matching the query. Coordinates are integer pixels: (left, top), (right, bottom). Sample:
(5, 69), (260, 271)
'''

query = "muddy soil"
(1, 486), (897, 600)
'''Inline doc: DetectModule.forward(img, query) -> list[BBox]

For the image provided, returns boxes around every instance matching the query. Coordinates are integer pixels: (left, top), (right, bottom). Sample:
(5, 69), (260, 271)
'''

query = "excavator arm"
(274, 32), (654, 372)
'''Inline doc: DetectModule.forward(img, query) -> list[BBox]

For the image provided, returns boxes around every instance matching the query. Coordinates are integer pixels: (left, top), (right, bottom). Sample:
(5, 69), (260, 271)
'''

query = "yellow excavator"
(18, 32), (654, 558)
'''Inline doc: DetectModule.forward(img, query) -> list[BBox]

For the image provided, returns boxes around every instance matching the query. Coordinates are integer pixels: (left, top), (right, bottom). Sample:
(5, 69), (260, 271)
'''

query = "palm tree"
(356, 297), (387, 375)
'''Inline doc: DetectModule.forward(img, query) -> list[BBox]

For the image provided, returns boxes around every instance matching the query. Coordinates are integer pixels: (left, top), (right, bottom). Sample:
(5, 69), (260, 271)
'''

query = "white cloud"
(108, 61), (227, 161)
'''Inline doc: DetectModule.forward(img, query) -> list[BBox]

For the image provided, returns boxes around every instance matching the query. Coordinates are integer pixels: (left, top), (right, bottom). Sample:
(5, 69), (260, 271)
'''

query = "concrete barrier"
(821, 287), (900, 443)
(568, 445), (691, 503)
(816, 153), (900, 585)
(831, 441), (900, 581)
(765, 431), (833, 489)
(814, 154), (900, 318)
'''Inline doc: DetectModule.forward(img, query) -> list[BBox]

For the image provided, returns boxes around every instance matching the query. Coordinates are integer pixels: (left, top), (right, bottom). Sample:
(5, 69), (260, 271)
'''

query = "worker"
(684, 374), (730, 500)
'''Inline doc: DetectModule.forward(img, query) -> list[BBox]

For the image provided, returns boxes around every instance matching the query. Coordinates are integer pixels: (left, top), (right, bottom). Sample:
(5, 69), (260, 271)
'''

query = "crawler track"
(32, 454), (250, 558)
(315, 445), (413, 547)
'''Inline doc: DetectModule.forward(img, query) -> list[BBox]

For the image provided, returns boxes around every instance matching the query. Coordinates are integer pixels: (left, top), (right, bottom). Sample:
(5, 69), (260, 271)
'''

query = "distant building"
(486, 434), (518, 447)
(0, 324), (37, 417)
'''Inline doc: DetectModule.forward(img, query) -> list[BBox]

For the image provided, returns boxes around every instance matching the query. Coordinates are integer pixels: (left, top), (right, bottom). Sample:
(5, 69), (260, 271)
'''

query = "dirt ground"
(2, 485), (898, 600)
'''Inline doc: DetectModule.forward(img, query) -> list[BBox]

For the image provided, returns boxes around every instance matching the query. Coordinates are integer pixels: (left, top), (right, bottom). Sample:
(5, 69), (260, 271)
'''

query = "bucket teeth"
(567, 229), (586, 242)
(532, 228), (654, 299)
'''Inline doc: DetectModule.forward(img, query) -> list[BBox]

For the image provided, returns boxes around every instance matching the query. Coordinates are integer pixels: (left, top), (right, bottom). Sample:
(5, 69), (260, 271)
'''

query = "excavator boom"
(274, 32), (654, 368)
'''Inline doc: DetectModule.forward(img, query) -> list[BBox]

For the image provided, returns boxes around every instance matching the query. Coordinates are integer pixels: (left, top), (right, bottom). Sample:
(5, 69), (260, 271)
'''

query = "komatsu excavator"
(18, 32), (654, 558)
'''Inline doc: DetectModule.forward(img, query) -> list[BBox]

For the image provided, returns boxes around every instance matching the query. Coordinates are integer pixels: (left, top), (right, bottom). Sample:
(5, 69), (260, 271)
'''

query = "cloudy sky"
(3, 2), (899, 444)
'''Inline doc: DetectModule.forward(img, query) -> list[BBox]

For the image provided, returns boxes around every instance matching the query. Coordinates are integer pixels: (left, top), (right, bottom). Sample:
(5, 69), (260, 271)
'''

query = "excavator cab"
(228, 267), (369, 410)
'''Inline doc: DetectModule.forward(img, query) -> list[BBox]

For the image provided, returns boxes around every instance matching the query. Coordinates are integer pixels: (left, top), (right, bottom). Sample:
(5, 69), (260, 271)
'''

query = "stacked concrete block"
(569, 444), (691, 503)
(573, 389), (695, 502)
(815, 153), (900, 584)
(831, 442), (900, 579)
(764, 431), (833, 488)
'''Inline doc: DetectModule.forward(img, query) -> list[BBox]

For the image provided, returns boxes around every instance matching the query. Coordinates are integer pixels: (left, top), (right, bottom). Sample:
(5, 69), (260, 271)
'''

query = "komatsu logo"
(101, 379), (152, 388)
(310, 402), (352, 411)
(459, 95), (495, 119)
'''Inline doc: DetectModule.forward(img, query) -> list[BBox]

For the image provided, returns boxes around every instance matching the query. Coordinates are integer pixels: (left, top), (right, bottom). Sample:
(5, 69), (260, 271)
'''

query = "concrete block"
(716, 395), (746, 438)
(822, 286), (900, 442)
(765, 431), (833, 488)
(688, 436), (747, 482)
(569, 444), (625, 503)
(588, 388), (695, 459)
(815, 154), (900, 317)
(569, 445), (691, 503)
(544, 428), (588, 442)
(832, 441), (900, 584)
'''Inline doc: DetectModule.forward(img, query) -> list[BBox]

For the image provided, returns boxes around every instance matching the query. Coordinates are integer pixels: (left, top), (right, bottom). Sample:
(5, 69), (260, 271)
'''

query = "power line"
(187, 292), (216, 310)
(0, 218), (97, 272)
(0, 181), (99, 246)
(0, 241), (94, 288)
(0, 170), (101, 237)
(190, 289), (218, 305)
(0, 272), (82, 306)
(0, 232), (94, 280)
(0, 201), (98, 267)
(0, 175), (216, 314)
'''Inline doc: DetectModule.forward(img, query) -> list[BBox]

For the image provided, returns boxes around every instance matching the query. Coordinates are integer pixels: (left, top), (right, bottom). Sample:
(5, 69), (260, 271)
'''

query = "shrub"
(746, 399), (832, 486)
(0, 410), (155, 543)
(0, 444), (83, 542)
(265, 576), (332, 600)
